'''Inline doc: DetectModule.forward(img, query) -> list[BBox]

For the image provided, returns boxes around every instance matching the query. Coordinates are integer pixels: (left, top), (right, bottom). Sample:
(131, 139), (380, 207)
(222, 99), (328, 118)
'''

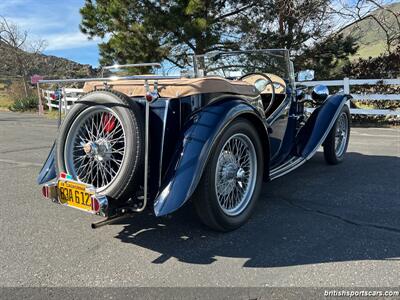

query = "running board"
(269, 157), (305, 180)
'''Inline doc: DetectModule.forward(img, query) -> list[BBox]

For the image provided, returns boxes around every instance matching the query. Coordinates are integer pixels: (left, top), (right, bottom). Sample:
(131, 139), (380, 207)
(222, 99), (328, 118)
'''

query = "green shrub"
(9, 95), (38, 112)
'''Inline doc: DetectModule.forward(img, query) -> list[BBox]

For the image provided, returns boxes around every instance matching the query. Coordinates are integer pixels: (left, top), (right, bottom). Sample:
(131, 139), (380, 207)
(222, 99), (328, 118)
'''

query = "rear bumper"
(41, 181), (109, 217)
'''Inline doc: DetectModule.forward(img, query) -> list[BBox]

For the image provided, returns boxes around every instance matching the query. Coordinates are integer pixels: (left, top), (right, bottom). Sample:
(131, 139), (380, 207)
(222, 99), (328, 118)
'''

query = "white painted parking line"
(352, 131), (399, 138)
(0, 158), (42, 167)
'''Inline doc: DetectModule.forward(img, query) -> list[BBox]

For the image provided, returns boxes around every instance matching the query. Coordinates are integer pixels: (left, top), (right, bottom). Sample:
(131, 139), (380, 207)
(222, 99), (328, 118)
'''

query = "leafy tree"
(80, 0), (256, 67)
(343, 45), (400, 79)
(238, 0), (358, 78)
(240, 0), (333, 52)
(80, 0), (359, 79)
(295, 34), (358, 79)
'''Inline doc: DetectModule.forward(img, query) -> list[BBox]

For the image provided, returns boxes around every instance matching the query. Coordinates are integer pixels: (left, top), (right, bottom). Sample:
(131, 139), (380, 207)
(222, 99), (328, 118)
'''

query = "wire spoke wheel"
(64, 106), (126, 192)
(334, 112), (349, 157)
(323, 105), (350, 165)
(215, 133), (257, 216)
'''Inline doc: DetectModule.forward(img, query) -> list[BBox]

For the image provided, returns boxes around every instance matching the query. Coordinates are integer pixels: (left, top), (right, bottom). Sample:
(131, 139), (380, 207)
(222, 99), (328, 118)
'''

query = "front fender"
(300, 94), (350, 159)
(154, 99), (268, 216)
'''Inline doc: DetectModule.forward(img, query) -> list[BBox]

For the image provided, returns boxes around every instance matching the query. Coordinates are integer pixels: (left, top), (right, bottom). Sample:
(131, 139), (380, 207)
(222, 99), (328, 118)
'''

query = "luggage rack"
(100, 62), (163, 77)
(36, 63), (181, 224)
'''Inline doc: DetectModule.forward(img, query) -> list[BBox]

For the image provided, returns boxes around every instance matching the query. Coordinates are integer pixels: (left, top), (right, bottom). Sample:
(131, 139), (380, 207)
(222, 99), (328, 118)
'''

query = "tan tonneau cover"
(83, 77), (258, 98)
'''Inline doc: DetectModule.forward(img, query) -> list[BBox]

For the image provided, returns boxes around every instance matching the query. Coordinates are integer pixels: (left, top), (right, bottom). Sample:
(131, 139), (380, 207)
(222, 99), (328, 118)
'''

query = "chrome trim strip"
(159, 100), (169, 188)
(266, 94), (291, 125)
(142, 93), (150, 212)
(101, 63), (162, 77)
(270, 157), (306, 180)
(269, 157), (304, 179)
(269, 96), (348, 180)
(58, 88), (62, 127)
(102, 63), (162, 70)
(195, 49), (289, 60)
(38, 75), (180, 85)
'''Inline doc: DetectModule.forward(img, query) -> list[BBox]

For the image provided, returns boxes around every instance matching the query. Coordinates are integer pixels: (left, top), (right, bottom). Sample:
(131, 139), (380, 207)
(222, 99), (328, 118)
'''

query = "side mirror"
(297, 69), (315, 81)
(311, 85), (329, 104)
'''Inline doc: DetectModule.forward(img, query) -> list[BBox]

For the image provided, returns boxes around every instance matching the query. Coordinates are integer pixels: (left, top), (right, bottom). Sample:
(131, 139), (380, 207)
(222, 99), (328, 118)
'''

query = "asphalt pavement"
(0, 111), (399, 287)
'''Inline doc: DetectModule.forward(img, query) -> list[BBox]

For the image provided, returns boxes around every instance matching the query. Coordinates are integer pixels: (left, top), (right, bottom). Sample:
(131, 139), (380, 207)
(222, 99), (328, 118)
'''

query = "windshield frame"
(193, 49), (295, 89)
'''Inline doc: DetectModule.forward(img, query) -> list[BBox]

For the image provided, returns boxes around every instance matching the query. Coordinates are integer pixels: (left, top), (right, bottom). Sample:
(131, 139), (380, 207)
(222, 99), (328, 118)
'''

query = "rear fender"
(298, 94), (350, 159)
(37, 142), (57, 185)
(154, 99), (269, 216)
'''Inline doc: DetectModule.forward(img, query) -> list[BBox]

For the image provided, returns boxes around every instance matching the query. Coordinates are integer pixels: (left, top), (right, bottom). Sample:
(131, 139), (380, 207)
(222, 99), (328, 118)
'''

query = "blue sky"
(1, 0), (102, 66)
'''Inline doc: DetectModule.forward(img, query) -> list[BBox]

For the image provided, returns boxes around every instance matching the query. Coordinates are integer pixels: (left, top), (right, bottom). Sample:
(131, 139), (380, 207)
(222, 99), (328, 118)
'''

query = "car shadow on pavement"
(114, 152), (400, 267)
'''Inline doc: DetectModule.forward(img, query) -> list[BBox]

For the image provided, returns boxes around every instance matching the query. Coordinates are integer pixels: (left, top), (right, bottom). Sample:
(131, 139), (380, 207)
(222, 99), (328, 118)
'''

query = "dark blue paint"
(37, 143), (56, 185)
(37, 90), (350, 220)
(154, 99), (268, 216)
(300, 94), (348, 158)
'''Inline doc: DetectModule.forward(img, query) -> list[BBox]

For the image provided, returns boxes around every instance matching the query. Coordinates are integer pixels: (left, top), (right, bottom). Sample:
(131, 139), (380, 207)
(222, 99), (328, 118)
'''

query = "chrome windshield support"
(138, 78), (160, 212)
(101, 63), (162, 77)
(143, 89), (150, 212)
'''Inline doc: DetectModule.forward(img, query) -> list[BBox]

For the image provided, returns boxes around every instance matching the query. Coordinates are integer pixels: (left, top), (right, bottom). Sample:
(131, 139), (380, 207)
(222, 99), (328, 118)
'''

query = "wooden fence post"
(37, 83), (44, 115)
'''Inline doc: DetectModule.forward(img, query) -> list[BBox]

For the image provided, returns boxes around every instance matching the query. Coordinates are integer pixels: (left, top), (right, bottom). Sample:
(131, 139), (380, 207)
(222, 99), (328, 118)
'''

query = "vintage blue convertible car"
(38, 49), (351, 231)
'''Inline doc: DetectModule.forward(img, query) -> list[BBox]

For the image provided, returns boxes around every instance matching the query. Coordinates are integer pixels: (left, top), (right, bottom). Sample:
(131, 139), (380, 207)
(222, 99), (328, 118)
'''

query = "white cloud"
(0, 0), (27, 11)
(44, 32), (101, 50)
(4, 16), (61, 32)
(2, 16), (103, 51)
(1, 1), (98, 51)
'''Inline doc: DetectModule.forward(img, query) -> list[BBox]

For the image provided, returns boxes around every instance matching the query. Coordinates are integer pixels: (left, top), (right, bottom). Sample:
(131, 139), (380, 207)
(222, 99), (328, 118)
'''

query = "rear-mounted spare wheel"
(56, 91), (145, 202)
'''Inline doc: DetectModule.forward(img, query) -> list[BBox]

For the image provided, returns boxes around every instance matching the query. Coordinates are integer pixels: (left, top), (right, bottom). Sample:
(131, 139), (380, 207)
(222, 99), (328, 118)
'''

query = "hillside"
(0, 41), (98, 80)
(340, 2), (400, 59)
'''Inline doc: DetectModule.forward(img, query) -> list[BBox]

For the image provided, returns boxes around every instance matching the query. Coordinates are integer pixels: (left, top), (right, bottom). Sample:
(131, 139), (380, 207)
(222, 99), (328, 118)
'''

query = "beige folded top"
(83, 77), (259, 98)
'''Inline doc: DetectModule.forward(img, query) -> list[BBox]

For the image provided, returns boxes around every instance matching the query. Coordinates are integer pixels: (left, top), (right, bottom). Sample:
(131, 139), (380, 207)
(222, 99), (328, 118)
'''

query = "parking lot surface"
(0, 111), (399, 287)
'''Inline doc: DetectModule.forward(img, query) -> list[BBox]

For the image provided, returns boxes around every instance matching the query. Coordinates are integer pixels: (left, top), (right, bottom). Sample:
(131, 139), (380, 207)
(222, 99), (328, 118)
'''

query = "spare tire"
(56, 90), (145, 201)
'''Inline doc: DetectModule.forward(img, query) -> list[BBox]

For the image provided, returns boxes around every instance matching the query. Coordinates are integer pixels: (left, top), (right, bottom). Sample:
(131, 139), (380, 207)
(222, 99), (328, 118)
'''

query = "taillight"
(41, 183), (57, 200)
(91, 195), (100, 213)
(146, 93), (154, 102)
(90, 195), (108, 216)
(42, 186), (49, 198)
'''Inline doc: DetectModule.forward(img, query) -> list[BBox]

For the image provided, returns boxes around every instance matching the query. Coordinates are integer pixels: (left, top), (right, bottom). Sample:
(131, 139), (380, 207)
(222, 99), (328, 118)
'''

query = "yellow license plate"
(58, 180), (94, 212)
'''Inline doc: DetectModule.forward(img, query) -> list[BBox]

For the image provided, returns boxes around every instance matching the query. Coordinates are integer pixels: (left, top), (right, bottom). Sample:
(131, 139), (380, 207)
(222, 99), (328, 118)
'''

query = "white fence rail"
(40, 77), (400, 116)
(42, 88), (83, 113)
(297, 77), (400, 116)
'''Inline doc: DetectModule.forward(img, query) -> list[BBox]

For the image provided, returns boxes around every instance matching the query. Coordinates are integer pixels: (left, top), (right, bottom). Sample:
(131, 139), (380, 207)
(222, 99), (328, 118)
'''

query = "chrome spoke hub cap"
(215, 133), (257, 216)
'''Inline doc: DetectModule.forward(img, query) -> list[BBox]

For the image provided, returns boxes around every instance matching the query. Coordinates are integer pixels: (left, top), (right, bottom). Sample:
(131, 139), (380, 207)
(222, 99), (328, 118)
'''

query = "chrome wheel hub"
(236, 167), (245, 180)
(215, 133), (257, 216)
(83, 139), (112, 162)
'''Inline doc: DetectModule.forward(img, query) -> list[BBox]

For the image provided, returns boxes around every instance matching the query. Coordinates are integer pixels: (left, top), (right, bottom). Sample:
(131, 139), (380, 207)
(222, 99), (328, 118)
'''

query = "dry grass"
(44, 110), (67, 120)
(0, 93), (13, 109)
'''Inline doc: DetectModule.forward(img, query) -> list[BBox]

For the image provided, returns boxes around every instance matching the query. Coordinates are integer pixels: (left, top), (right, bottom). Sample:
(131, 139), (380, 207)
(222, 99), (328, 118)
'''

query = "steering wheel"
(239, 72), (276, 114)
